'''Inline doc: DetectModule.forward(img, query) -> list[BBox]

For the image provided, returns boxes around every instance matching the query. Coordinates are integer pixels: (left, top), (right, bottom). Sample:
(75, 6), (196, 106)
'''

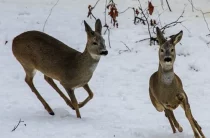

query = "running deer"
(12, 19), (108, 118)
(149, 27), (205, 138)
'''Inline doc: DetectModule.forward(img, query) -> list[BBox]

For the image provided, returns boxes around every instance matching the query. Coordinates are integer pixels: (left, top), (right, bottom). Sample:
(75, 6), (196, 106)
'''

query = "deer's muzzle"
(100, 50), (108, 56)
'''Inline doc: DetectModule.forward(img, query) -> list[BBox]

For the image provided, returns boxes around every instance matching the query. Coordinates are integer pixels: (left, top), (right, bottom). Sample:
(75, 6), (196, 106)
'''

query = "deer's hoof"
(178, 126), (183, 132)
(49, 112), (55, 116)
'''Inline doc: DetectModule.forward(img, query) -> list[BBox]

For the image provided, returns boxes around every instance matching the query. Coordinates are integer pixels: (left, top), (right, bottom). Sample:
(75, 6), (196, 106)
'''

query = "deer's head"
(84, 19), (108, 59)
(156, 27), (183, 71)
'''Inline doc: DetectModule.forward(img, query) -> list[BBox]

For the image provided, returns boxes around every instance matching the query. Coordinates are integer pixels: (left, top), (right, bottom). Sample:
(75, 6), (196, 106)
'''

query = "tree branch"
(43, 0), (60, 32)
(187, 1), (210, 34)
(188, 0), (194, 12)
(104, 0), (111, 48)
(160, 7), (185, 33)
(166, 0), (172, 12)
(87, 0), (101, 20)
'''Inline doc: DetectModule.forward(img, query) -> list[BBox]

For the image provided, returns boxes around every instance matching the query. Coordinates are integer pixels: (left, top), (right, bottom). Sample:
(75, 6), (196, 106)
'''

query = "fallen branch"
(43, 0), (60, 32)
(11, 119), (25, 132)
(136, 37), (157, 44)
(119, 41), (132, 54)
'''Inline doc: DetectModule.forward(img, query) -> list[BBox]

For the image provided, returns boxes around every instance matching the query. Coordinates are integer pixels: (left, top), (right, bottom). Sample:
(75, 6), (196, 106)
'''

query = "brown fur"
(12, 19), (107, 118)
(149, 27), (205, 138)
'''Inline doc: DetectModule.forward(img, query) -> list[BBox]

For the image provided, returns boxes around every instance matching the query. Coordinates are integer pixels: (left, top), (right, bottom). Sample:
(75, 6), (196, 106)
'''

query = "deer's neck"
(81, 47), (100, 73)
(158, 64), (175, 85)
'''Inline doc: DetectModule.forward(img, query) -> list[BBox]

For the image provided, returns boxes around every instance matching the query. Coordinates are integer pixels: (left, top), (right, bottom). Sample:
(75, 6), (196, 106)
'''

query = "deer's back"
(12, 31), (81, 80)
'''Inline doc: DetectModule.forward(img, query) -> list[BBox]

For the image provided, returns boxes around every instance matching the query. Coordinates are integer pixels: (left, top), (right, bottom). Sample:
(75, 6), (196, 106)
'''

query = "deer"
(12, 19), (108, 118)
(149, 27), (205, 138)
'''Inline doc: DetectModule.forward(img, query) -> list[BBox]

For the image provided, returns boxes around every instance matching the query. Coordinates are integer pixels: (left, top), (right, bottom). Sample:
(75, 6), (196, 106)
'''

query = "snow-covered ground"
(0, 0), (210, 137)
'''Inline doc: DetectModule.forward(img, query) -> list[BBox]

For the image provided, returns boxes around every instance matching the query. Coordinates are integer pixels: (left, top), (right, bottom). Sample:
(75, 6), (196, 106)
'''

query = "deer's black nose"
(164, 57), (172, 62)
(100, 51), (108, 55)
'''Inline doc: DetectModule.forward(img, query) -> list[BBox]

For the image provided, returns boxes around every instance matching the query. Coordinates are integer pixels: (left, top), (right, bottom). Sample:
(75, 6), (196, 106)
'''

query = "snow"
(0, 0), (210, 138)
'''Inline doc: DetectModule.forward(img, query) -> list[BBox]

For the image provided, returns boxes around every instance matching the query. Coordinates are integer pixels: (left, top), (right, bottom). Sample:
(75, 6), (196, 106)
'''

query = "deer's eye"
(171, 49), (174, 52)
(91, 31), (95, 35)
(161, 49), (164, 52)
(93, 42), (97, 45)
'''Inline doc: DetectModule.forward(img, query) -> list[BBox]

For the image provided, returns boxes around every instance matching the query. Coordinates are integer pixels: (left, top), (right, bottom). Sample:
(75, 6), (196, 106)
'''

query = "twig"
(207, 34), (210, 36)
(180, 23), (191, 33)
(161, 0), (164, 10)
(11, 119), (25, 132)
(166, 0), (172, 12)
(105, 0), (108, 23)
(5, 40), (8, 45)
(87, 0), (101, 20)
(201, 11), (210, 33)
(119, 7), (133, 14)
(120, 41), (131, 51)
(93, 0), (100, 8)
(152, 10), (167, 34)
(139, 7), (152, 45)
(187, 1), (210, 34)
(107, 28), (111, 48)
(43, 0), (60, 32)
(136, 6), (187, 45)
(160, 7), (185, 32)
(135, 37), (156, 43)
(137, 0), (142, 8)
(188, 0), (194, 12)
(130, 7), (146, 25)
(104, 0), (111, 48)
(204, 12), (210, 14)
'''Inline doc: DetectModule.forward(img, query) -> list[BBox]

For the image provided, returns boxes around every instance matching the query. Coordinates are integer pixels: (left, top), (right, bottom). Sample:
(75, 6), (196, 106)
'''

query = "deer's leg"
(178, 93), (205, 138)
(168, 110), (183, 132)
(165, 109), (183, 133)
(64, 88), (81, 118)
(149, 89), (164, 112)
(78, 84), (94, 108)
(44, 75), (74, 109)
(164, 109), (176, 133)
(23, 67), (54, 115)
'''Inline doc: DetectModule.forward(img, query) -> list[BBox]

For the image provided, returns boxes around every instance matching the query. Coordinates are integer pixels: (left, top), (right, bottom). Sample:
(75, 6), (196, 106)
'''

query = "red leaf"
(135, 9), (139, 15)
(148, 1), (154, 15)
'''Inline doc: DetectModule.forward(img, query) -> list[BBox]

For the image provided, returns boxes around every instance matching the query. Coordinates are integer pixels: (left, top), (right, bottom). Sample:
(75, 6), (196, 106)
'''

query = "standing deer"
(149, 27), (205, 138)
(12, 19), (108, 118)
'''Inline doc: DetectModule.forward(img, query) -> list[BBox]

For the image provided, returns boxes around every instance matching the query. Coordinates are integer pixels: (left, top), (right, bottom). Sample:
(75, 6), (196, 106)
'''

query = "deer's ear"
(156, 27), (166, 45)
(95, 19), (102, 35)
(84, 20), (94, 36)
(170, 30), (183, 45)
